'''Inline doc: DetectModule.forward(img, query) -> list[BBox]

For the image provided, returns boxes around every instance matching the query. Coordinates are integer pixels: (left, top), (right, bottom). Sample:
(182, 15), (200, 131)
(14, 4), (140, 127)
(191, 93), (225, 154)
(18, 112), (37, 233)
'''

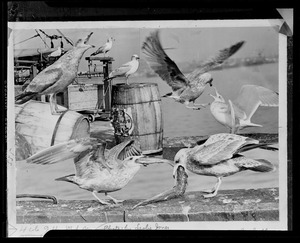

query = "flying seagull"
(15, 32), (95, 115)
(106, 54), (140, 85)
(142, 30), (245, 109)
(209, 85), (279, 133)
(90, 37), (115, 57)
(20, 137), (172, 205)
(172, 133), (276, 198)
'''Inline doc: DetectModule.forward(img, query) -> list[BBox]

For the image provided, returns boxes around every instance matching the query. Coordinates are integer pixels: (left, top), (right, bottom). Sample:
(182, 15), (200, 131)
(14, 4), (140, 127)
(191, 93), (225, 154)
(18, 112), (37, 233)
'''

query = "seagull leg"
(49, 93), (59, 115)
(125, 77), (129, 85)
(203, 177), (222, 198)
(106, 193), (124, 204)
(92, 191), (111, 205)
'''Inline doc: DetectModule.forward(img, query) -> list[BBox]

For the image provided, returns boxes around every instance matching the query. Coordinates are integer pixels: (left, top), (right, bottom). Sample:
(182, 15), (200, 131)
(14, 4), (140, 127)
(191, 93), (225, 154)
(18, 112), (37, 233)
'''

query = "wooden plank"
(16, 188), (279, 223)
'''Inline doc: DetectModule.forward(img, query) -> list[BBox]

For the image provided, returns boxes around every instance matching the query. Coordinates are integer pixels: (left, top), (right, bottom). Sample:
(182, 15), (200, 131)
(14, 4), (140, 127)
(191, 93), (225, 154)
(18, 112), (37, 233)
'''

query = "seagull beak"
(135, 157), (174, 167)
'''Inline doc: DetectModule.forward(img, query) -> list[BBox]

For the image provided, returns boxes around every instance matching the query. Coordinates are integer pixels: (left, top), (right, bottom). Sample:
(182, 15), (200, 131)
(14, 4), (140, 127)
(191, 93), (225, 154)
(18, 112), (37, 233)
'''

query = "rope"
(13, 33), (39, 46)
(35, 29), (49, 48)
(56, 29), (74, 46)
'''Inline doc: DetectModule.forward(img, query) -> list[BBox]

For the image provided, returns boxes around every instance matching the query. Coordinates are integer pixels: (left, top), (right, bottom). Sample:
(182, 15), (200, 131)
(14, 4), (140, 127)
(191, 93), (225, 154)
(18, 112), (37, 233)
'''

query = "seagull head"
(109, 37), (116, 42)
(201, 73), (214, 86)
(131, 54), (140, 60)
(173, 148), (189, 178)
(124, 155), (145, 168)
(75, 32), (95, 49)
(209, 87), (225, 103)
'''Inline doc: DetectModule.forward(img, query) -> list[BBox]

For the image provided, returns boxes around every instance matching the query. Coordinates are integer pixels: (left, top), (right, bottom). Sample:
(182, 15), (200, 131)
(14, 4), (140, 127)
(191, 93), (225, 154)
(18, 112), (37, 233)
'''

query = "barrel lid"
(113, 83), (158, 89)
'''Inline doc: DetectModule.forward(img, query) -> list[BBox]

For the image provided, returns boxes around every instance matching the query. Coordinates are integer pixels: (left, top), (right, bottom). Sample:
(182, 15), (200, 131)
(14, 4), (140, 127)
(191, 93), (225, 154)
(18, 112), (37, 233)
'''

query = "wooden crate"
(57, 84), (104, 112)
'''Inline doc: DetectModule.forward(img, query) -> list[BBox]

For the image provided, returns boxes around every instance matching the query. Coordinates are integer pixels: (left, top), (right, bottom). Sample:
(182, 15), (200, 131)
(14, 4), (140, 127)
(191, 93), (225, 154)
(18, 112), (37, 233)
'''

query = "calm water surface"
(16, 63), (280, 201)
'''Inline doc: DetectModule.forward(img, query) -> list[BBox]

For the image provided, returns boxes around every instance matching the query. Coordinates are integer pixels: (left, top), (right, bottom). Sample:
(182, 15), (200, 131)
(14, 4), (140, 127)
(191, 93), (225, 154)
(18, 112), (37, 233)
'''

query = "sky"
(12, 24), (279, 72)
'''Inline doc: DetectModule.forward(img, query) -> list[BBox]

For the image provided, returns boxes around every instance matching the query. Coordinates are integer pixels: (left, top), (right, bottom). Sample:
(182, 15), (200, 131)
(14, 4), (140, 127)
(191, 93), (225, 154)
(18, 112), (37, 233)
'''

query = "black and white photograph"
(7, 15), (290, 236)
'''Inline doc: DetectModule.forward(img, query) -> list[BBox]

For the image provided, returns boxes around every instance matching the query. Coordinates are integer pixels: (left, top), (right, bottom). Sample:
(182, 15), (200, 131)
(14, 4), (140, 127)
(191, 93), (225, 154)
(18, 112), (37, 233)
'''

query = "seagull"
(90, 37), (115, 57)
(20, 137), (172, 205)
(209, 85), (279, 133)
(106, 54), (140, 85)
(15, 32), (95, 115)
(132, 163), (188, 209)
(142, 30), (245, 109)
(172, 133), (277, 198)
(48, 46), (62, 58)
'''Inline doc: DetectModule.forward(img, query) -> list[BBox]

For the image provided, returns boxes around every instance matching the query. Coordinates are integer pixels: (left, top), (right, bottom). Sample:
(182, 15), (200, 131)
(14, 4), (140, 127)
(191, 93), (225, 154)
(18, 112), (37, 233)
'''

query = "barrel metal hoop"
(50, 110), (69, 146)
(113, 99), (161, 106)
(15, 103), (28, 121)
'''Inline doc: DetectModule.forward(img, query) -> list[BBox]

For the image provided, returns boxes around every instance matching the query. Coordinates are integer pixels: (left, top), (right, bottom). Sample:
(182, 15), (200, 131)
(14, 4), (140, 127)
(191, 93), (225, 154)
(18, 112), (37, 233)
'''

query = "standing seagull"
(48, 46), (62, 58)
(106, 54), (140, 85)
(15, 32), (95, 114)
(90, 37), (115, 57)
(172, 133), (276, 198)
(209, 85), (279, 133)
(20, 138), (172, 205)
(142, 30), (245, 109)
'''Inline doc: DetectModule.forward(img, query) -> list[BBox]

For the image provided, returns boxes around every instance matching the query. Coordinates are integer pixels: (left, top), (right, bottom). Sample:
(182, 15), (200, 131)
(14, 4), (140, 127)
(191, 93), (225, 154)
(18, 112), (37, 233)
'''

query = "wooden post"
(103, 59), (113, 112)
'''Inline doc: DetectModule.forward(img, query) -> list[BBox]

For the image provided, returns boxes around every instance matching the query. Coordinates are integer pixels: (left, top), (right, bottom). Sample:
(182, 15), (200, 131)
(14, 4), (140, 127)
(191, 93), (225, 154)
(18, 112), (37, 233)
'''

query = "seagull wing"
(186, 41), (245, 81)
(142, 30), (190, 91)
(106, 139), (142, 167)
(233, 85), (279, 121)
(190, 137), (258, 165)
(109, 61), (132, 78)
(24, 137), (99, 165)
(22, 66), (64, 94)
(91, 43), (106, 56)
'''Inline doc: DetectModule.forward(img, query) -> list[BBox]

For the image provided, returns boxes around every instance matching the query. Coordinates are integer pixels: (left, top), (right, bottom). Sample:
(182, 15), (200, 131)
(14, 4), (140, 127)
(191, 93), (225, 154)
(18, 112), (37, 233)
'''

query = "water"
(16, 63), (279, 201)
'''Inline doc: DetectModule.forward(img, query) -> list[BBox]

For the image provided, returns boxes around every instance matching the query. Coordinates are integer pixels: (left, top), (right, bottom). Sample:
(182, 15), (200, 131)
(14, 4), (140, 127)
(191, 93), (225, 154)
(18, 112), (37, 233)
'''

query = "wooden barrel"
(111, 83), (163, 154)
(15, 100), (90, 155)
(15, 131), (32, 160)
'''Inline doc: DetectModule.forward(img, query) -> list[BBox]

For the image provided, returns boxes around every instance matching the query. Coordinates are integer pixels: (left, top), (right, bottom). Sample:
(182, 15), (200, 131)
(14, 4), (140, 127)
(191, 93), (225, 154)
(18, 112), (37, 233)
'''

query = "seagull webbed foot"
(106, 194), (124, 204)
(92, 191), (112, 205)
(203, 191), (218, 198)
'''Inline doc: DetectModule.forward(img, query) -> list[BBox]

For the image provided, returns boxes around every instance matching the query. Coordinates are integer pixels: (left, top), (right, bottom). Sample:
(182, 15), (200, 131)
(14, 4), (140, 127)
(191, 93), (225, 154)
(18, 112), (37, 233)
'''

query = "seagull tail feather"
(162, 92), (172, 98)
(239, 119), (262, 128)
(55, 174), (76, 184)
(15, 92), (37, 104)
(249, 159), (276, 173)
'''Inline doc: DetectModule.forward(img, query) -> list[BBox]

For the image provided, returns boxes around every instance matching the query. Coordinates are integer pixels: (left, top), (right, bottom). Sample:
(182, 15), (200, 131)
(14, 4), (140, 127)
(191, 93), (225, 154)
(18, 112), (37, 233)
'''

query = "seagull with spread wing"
(90, 37), (115, 57)
(20, 138), (172, 205)
(105, 54), (140, 85)
(15, 32), (95, 115)
(172, 133), (276, 198)
(209, 85), (279, 134)
(142, 30), (245, 109)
